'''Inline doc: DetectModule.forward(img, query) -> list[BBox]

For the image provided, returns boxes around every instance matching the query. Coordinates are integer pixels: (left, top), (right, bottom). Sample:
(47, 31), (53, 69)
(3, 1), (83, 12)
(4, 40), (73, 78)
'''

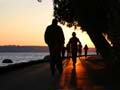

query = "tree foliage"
(38, 0), (120, 61)
(53, 0), (120, 55)
(53, 0), (107, 31)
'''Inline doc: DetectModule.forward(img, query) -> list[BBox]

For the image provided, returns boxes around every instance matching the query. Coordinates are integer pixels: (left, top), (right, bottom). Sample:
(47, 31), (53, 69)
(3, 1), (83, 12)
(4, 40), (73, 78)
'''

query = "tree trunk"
(87, 31), (114, 62)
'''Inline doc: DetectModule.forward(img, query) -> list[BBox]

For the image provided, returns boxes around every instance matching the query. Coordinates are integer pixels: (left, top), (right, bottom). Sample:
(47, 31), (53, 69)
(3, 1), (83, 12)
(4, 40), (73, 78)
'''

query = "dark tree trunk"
(87, 30), (114, 62)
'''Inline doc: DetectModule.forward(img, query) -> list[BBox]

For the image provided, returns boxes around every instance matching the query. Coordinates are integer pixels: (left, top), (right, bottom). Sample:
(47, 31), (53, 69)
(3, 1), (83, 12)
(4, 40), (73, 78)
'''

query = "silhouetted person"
(68, 32), (81, 67)
(78, 42), (82, 57)
(61, 46), (66, 58)
(96, 48), (100, 55)
(66, 43), (71, 58)
(44, 19), (65, 76)
(84, 44), (88, 57)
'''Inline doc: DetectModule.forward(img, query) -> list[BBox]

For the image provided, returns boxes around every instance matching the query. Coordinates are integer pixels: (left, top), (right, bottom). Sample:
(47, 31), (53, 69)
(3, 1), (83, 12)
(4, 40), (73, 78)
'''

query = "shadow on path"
(0, 56), (112, 90)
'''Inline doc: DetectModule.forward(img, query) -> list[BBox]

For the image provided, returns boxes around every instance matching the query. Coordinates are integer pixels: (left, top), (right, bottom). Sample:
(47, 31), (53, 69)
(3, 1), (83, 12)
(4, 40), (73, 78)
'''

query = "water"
(0, 51), (96, 67)
(0, 52), (49, 67)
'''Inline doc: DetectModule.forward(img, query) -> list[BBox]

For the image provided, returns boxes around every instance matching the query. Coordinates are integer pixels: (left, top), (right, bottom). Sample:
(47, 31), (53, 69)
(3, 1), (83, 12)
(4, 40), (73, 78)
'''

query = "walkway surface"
(0, 56), (112, 90)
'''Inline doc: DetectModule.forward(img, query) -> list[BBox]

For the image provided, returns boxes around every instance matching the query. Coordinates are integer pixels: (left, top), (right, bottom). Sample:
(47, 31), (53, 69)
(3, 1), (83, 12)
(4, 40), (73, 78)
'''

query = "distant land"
(0, 46), (49, 52)
(0, 45), (96, 52)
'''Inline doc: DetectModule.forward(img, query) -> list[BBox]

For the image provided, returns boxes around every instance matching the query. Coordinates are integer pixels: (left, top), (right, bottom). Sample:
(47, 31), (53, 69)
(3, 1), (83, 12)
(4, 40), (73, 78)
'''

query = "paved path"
(0, 56), (112, 90)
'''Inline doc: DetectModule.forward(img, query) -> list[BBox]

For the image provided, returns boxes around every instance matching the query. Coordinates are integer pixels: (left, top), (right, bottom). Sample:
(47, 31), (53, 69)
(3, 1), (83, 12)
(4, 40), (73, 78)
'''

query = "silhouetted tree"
(52, 0), (120, 64)
(38, 0), (120, 67)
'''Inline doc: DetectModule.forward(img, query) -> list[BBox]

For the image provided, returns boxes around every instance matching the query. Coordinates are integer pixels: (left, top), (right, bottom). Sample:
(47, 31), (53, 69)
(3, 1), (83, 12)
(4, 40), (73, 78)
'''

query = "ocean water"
(0, 52), (49, 67)
(0, 51), (96, 67)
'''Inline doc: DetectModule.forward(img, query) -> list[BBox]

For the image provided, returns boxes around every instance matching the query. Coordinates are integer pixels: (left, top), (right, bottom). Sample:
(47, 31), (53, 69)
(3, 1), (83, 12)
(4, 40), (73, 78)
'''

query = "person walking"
(84, 44), (88, 57)
(66, 43), (71, 58)
(78, 42), (82, 57)
(44, 19), (65, 76)
(68, 32), (81, 67)
(61, 46), (66, 58)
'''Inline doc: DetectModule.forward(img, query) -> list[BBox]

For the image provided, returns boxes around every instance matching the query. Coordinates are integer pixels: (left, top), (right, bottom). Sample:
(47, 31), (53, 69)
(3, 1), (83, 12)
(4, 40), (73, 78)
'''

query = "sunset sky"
(0, 0), (95, 48)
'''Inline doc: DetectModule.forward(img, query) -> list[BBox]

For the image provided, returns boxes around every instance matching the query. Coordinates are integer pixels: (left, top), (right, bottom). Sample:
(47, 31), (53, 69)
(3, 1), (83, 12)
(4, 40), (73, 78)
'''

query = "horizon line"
(0, 45), (95, 48)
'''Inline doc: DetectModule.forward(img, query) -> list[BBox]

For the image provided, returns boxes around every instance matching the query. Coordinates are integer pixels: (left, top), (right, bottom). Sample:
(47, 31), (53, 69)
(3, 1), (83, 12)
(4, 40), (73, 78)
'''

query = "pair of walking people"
(67, 36), (89, 64)
(45, 19), (86, 76)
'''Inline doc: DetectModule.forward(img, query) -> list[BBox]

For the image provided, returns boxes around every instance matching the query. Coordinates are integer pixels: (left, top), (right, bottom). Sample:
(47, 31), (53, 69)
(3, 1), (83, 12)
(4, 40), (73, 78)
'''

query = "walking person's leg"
(85, 50), (87, 57)
(56, 54), (63, 75)
(49, 48), (56, 76)
(72, 52), (77, 67)
(49, 56), (56, 76)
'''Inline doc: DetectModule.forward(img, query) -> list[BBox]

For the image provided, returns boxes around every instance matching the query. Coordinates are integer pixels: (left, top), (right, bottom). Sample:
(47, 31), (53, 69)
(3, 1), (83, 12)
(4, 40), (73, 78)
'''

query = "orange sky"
(0, 0), (95, 48)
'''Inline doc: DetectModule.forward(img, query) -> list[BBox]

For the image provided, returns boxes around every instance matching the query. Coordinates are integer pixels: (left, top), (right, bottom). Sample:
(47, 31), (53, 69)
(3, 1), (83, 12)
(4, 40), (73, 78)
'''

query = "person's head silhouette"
(72, 32), (76, 37)
(52, 19), (58, 25)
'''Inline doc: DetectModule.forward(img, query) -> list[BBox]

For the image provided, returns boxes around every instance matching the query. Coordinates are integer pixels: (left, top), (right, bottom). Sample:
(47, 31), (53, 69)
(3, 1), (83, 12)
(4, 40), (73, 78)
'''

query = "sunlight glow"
(60, 25), (95, 48)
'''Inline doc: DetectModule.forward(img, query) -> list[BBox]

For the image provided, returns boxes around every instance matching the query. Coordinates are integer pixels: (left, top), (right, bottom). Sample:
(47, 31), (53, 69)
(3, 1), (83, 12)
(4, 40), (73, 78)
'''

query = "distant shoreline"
(0, 46), (95, 52)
